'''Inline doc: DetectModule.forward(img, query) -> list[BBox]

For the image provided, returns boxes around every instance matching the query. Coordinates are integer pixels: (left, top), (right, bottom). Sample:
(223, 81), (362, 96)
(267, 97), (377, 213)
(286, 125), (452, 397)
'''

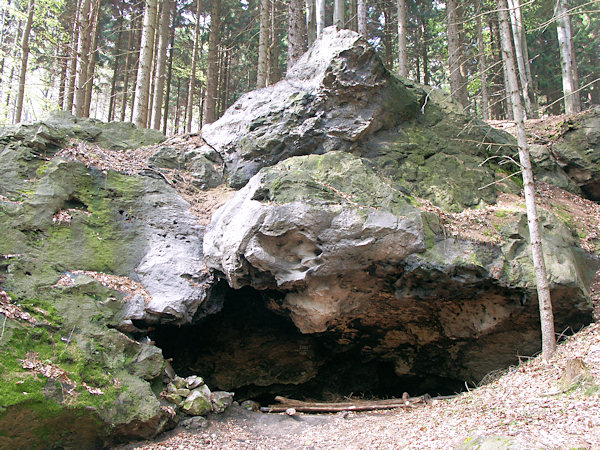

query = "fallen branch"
(261, 395), (433, 414)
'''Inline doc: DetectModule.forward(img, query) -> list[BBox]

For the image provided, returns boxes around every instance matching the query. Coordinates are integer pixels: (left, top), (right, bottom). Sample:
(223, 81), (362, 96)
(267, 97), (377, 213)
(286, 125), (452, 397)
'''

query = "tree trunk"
(447, 0), (468, 109)
(476, 2), (489, 120)
(383, 4), (393, 68)
(288, 0), (307, 68)
(174, 76), (181, 133)
(107, 28), (123, 121)
(498, 0), (556, 362)
(506, 0), (534, 118)
(306, 0), (316, 45)
(120, 24), (135, 122)
(316, 0), (325, 36)
(555, 0), (579, 114)
(83, 0), (101, 118)
(150, 0), (170, 130)
(162, 3), (176, 135)
(357, 0), (367, 36)
(257, 0), (270, 88)
(133, 0), (158, 128)
(420, 16), (430, 85)
(202, 0), (221, 126)
(333, 0), (344, 29)
(397, 0), (407, 77)
(73, 0), (92, 117)
(14, 0), (34, 124)
(185, 0), (201, 132)
(65, 0), (80, 113)
(147, 6), (160, 127)
(270, 0), (281, 82)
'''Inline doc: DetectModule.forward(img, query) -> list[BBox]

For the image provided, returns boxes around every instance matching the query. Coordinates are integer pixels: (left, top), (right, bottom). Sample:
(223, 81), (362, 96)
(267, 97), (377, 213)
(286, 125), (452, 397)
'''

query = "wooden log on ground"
(261, 395), (428, 414)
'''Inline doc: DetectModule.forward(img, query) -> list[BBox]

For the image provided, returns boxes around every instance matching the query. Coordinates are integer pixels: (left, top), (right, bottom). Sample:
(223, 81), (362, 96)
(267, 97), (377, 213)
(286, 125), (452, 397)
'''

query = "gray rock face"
(200, 27), (419, 188)
(532, 108), (600, 200)
(204, 151), (593, 382)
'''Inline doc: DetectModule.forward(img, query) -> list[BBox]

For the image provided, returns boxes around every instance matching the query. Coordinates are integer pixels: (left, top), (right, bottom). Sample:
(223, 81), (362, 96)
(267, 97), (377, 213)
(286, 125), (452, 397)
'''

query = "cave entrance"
(150, 285), (465, 404)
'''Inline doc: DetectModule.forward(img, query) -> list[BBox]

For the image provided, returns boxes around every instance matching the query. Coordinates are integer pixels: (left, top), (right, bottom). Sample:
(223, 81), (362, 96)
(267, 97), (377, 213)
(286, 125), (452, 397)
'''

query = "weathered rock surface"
(204, 151), (593, 383)
(200, 27), (594, 390)
(530, 107), (600, 200)
(0, 117), (212, 445)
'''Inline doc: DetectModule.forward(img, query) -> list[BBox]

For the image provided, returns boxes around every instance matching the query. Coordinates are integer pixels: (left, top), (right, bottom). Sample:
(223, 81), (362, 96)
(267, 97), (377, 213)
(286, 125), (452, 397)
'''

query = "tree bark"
(83, 0), (101, 118)
(107, 27), (123, 122)
(14, 0), (34, 124)
(447, 0), (468, 109)
(555, 0), (579, 114)
(185, 0), (201, 132)
(73, 0), (92, 117)
(306, 0), (316, 45)
(65, 0), (80, 113)
(498, 0), (556, 362)
(357, 0), (366, 36)
(476, 2), (489, 120)
(151, 0), (170, 130)
(119, 22), (135, 122)
(133, 0), (158, 128)
(397, 0), (407, 77)
(507, 0), (534, 118)
(257, 0), (270, 88)
(162, 4), (176, 135)
(288, 0), (307, 68)
(316, 0), (325, 36)
(333, 0), (344, 29)
(202, 0), (221, 126)
(270, 0), (281, 82)
(420, 16), (430, 85)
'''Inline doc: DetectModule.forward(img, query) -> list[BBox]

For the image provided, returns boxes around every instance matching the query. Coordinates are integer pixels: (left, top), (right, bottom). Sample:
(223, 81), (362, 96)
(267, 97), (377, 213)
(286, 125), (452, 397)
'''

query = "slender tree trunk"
(257, 0), (270, 88)
(316, 0), (325, 36)
(349, 0), (357, 31)
(288, 0), (307, 68)
(270, 0), (281, 82)
(498, 0), (556, 362)
(83, 0), (101, 118)
(306, 0), (316, 45)
(420, 16), (430, 85)
(174, 76), (181, 133)
(120, 21), (135, 122)
(65, 0), (80, 113)
(333, 0), (344, 29)
(506, 0), (534, 118)
(151, 0), (171, 130)
(133, 0), (158, 128)
(568, 15), (581, 112)
(397, 0), (407, 77)
(57, 48), (68, 109)
(202, 0), (221, 126)
(129, 18), (143, 123)
(74, 0), (92, 117)
(162, 23), (176, 135)
(447, 0), (468, 109)
(108, 28), (123, 121)
(147, 6), (160, 127)
(383, 5), (393, 68)
(185, 0), (201, 132)
(14, 0), (34, 124)
(555, 0), (579, 114)
(357, 0), (367, 36)
(476, 3), (489, 120)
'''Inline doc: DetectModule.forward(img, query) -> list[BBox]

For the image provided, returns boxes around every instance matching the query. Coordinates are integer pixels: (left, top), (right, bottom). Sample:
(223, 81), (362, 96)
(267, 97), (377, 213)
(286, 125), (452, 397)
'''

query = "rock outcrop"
(0, 27), (597, 446)
(530, 107), (600, 200)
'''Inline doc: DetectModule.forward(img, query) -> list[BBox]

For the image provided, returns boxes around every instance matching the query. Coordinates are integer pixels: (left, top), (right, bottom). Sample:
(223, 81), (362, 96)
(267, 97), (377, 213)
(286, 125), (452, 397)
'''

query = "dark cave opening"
(150, 284), (466, 405)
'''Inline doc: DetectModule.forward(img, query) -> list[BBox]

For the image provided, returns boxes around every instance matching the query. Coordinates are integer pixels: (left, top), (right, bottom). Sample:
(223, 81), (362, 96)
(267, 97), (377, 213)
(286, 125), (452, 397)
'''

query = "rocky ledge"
(0, 27), (598, 445)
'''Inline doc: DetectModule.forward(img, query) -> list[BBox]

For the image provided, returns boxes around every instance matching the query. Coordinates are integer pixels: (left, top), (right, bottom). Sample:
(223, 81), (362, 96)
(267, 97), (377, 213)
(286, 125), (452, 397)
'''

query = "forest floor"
(116, 117), (600, 449)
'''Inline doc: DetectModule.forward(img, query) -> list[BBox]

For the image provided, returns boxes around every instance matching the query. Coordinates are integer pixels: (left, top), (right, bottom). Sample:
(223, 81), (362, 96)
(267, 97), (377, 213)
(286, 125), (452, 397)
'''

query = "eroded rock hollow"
(157, 28), (594, 398)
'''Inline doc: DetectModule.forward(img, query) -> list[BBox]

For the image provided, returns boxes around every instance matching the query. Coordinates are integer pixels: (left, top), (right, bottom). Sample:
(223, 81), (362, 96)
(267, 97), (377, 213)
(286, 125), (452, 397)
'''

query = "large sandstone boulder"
(200, 27), (594, 389)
